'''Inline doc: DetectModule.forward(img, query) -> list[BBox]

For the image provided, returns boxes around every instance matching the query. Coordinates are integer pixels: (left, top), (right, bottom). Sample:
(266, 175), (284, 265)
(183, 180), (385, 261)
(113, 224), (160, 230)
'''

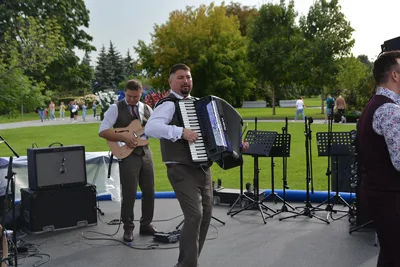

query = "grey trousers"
(118, 146), (155, 230)
(167, 164), (213, 267)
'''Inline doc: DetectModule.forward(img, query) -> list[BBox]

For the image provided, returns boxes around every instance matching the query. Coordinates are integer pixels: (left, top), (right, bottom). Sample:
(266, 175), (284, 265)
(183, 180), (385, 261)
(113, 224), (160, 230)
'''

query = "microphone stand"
(0, 135), (19, 266)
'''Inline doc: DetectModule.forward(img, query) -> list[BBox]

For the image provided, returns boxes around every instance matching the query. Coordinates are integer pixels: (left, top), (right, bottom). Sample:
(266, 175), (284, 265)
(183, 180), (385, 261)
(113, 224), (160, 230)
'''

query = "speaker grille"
(28, 146), (87, 190)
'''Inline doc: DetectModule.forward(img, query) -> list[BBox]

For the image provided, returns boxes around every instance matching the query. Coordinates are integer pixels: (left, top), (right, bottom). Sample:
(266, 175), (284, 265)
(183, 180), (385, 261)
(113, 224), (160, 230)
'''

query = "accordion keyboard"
(178, 100), (208, 162)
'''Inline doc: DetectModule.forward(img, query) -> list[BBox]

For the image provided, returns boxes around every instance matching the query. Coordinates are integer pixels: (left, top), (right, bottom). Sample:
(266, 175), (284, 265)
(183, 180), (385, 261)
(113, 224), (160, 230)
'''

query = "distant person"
(81, 102), (87, 122)
(59, 101), (66, 120)
(38, 107), (44, 122)
(92, 101), (98, 118)
(72, 101), (79, 123)
(324, 94), (335, 123)
(335, 95), (347, 123)
(49, 101), (56, 120)
(293, 96), (305, 121)
(44, 108), (49, 120)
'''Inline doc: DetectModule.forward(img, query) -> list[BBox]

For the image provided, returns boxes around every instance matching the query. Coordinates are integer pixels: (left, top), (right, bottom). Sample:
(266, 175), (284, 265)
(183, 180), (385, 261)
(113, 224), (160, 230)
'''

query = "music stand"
(0, 135), (19, 266)
(227, 162), (256, 215)
(279, 117), (330, 224)
(229, 130), (277, 224)
(261, 133), (295, 212)
(315, 131), (354, 215)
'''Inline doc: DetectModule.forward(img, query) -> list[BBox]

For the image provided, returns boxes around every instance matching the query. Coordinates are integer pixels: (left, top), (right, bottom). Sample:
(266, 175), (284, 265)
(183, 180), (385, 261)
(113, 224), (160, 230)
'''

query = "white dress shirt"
(99, 99), (152, 133)
(145, 90), (188, 142)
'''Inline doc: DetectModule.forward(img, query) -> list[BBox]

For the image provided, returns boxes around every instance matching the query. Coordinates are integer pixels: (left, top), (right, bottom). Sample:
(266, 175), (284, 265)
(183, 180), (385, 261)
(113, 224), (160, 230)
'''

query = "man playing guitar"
(98, 80), (157, 242)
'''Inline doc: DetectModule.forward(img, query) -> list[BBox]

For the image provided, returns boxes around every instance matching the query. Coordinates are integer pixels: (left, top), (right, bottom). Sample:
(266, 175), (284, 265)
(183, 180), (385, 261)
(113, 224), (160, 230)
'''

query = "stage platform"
(16, 198), (378, 267)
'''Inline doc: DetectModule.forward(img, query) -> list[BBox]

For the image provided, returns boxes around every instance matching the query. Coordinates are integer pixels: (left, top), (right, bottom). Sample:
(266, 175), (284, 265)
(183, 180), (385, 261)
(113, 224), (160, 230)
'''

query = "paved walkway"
(0, 116), (354, 130)
(0, 115), (101, 130)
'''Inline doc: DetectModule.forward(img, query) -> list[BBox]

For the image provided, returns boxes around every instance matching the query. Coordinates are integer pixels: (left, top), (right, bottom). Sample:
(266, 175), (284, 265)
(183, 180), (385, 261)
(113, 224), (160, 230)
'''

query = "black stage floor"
(17, 199), (378, 267)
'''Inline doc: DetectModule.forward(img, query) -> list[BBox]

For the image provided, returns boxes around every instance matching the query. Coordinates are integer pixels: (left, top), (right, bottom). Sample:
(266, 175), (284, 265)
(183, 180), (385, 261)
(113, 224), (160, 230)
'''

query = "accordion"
(176, 95), (243, 170)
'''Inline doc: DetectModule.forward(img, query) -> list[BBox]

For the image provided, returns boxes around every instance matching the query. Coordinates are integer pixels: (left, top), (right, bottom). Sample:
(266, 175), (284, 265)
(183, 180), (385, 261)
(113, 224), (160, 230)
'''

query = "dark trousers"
(118, 147), (155, 230)
(365, 190), (400, 267)
(167, 164), (213, 267)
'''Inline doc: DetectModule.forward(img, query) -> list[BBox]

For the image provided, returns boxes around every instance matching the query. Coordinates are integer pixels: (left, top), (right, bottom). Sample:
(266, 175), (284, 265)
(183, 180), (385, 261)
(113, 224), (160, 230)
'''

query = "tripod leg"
(260, 202), (277, 215)
(227, 194), (254, 215)
(349, 220), (373, 234)
(256, 204), (267, 224)
(310, 211), (331, 224)
(212, 216), (225, 225)
(227, 195), (244, 215)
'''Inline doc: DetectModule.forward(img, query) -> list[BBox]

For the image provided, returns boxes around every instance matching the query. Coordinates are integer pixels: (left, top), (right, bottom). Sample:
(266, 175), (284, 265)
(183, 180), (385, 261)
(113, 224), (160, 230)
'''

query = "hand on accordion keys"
(182, 128), (198, 143)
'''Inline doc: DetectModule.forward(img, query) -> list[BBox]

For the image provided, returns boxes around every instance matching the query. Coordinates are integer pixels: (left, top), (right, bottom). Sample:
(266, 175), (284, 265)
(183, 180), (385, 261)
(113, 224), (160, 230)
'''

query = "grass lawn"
(304, 96), (324, 107)
(0, 122), (356, 192)
(237, 106), (324, 120)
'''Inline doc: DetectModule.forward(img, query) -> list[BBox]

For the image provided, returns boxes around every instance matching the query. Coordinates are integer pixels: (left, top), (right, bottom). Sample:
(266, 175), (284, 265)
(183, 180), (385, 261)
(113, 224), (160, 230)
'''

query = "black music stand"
(229, 130), (277, 224)
(0, 135), (19, 266)
(279, 117), (330, 224)
(315, 132), (354, 215)
(227, 162), (255, 215)
(261, 133), (295, 212)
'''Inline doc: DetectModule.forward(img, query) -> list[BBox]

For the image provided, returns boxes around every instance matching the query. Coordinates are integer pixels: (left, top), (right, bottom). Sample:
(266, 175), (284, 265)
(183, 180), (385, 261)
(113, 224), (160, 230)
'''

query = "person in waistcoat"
(145, 64), (249, 267)
(357, 50), (400, 267)
(98, 80), (157, 242)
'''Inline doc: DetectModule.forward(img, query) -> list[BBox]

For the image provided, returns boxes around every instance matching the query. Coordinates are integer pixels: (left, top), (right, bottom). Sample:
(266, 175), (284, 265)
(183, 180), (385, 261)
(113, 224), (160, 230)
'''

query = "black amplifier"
(20, 184), (97, 233)
(27, 145), (87, 190)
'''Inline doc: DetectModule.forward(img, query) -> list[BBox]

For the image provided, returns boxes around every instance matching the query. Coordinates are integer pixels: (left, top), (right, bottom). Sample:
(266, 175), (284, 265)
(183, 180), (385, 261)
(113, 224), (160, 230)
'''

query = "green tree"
(135, 3), (254, 105)
(107, 41), (125, 89)
(94, 45), (113, 92)
(0, 69), (50, 116)
(0, 16), (65, 77)
(247, 0), (301, 114)
(0, 16), (65, 115)
(0, 0), (94, 52)
(0, 0), (95, 99)
(225, 2), (258, 36)
(124, 50), (140, 78)
(299, 0), (354, 113)
(335, 56), (368, 108)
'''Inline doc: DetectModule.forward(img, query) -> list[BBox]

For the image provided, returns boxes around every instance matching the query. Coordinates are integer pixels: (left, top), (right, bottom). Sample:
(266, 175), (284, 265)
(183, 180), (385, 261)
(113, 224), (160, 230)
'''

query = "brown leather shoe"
(123, 229), (133, 242)
(139, 224), (158, 235)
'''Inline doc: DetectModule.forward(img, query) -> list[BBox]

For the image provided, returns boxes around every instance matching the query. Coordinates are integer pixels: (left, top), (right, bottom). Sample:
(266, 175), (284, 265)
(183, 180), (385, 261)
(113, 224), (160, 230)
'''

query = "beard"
(180, 84), (191, 96)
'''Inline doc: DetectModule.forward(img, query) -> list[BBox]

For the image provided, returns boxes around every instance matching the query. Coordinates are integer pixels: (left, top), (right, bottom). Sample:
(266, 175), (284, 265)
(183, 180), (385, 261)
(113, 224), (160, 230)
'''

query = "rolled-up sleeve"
(373, 103), (400, 171)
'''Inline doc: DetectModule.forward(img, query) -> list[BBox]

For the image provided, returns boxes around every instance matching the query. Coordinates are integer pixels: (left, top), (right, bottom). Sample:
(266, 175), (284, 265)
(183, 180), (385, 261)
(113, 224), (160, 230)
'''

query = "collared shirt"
(373, 87), (400, 171)
(145, 90), (190, 142)
(98, 99), (151, 133)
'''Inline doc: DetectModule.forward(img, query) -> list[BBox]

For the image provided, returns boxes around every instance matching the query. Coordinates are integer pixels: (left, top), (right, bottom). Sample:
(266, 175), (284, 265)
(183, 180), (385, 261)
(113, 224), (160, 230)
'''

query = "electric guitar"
(107, 119), (148, 159)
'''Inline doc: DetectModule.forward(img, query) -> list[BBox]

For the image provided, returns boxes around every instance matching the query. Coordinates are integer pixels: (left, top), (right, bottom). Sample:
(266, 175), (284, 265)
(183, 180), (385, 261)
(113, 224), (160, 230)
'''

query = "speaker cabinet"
(27, 145), (87, 190)
(20, 184), (97, 233)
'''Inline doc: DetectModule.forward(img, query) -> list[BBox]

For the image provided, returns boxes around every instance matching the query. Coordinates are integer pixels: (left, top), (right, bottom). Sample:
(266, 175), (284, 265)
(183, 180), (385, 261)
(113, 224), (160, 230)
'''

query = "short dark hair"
(169, 63), (190, 76)
(373, 50), (400, 84)
(125, 79), (142, 91)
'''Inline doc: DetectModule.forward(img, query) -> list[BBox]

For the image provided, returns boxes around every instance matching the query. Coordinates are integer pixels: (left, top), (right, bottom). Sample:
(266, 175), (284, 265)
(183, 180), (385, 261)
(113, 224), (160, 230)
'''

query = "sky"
(78, 0), (400, 63)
